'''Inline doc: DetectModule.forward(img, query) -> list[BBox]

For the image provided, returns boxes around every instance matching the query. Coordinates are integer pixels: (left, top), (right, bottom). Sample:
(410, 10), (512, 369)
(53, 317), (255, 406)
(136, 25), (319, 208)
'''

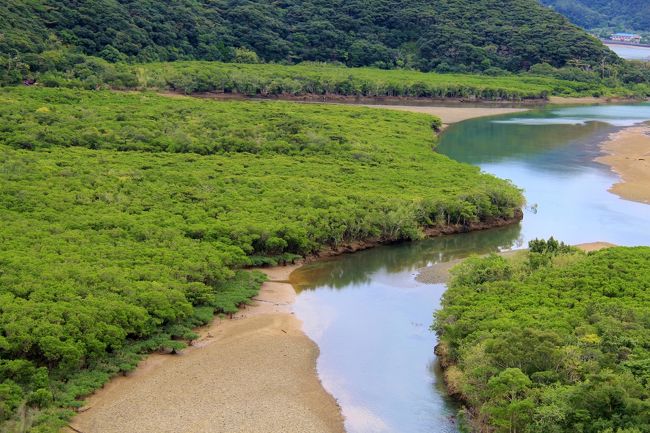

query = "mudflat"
(66, 266), (344, 433)
(596, 125), (650, 205)
(359, 104), (528, 125)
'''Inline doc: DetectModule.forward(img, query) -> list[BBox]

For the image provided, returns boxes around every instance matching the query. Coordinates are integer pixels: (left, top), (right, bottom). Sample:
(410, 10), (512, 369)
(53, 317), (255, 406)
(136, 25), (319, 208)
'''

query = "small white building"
(611, 33), (642, 44)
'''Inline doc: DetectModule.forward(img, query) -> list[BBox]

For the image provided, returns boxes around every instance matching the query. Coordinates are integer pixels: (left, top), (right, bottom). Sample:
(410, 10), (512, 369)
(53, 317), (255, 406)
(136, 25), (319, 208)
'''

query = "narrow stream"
(291, 103), (650, 433)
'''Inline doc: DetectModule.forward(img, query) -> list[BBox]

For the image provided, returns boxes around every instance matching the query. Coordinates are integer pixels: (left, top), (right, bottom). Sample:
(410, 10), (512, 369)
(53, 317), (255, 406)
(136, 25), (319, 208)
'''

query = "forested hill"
(539, 0), (650, 31)
(2, 0), (615, 73)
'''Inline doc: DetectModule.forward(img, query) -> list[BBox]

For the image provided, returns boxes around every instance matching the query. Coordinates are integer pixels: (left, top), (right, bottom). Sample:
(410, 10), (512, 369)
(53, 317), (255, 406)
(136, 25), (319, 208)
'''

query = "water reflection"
(439, 104), (650, 246)
(292, 226), (522, 433)
(293, 224), (522, 291)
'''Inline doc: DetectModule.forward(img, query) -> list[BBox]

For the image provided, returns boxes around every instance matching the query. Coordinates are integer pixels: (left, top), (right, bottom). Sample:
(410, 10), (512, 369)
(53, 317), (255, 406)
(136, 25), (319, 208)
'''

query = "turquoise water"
(292, 104), (650, 433)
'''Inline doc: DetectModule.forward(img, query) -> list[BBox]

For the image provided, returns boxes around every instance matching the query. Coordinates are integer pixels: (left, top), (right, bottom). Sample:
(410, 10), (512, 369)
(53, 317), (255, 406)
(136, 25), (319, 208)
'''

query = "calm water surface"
(292, 104), (650, 433)
(604, 43), (650, 61)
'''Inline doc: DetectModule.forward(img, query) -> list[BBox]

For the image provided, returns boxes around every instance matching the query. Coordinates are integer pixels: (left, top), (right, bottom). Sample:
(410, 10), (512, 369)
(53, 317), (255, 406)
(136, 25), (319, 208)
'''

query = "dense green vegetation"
(15, 58), (650, 100)
(434, 240), (650, 433)
(133, 61), (650, 99)
(2, 0), (615, 77)
(0, 86), (524, 431)
(539, 0), (650, 32)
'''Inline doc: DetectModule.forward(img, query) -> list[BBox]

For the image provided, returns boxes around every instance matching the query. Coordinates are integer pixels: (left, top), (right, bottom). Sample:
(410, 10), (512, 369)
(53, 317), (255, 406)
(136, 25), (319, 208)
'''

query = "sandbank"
(358, 104), (528, 125)
(596, 125), (650, 204)
(65, 265), (344, 433)
(548, 96), (643, 105)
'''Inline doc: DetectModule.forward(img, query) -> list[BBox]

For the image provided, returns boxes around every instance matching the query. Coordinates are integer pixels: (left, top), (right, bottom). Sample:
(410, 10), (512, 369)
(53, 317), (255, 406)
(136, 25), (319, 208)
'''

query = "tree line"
(1, 0), (616, 77)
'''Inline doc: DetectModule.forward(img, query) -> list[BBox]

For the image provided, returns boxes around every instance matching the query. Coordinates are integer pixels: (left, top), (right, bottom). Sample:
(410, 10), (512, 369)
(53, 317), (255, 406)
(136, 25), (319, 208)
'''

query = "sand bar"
(66, 265), (344, 433)
(159, 91), (529, 125)
(548, 96), (644, 105)
(359, 104), (528, 125)
(596, 125), (650, 204)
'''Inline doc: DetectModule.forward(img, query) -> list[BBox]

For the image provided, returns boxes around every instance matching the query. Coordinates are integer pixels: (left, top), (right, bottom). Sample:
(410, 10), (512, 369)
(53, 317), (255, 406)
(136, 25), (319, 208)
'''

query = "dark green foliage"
(1, 0), (615, 75)
(21, 59), (650, 102)
(434, 244), (650, 433)
(539, 0), (650, 31)
(135, 61), (650, 100)
(0, 86), (524, 430)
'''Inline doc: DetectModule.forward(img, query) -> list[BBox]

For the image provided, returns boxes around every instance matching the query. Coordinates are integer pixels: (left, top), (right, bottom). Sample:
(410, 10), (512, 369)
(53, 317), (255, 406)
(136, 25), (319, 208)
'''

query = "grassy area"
(0, 86), (523, 431)
(434, 240), (650, 433)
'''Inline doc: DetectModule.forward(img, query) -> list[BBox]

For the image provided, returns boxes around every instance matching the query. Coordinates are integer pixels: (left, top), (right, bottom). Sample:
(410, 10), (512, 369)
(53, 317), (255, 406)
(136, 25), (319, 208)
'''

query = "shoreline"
(595, 124), (650, 205)
(165, 90), (647, 107)
(303, 209), (524, 261)
(157, 90), (531, 126)
(163, 90), (546, 107)
(547, 96), (644, 105)
(66, 264), (345, 433)
(355, 104), (527, 126)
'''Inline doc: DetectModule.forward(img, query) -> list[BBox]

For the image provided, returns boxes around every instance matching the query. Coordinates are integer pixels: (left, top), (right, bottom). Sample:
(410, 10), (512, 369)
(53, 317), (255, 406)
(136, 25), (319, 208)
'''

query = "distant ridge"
(1, 0), (616, 73)
(539, 0), (650, 31)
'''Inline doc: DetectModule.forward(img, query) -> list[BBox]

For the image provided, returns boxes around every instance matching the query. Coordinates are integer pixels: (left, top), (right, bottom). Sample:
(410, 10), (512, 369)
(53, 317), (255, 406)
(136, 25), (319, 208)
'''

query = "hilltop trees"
(1, 0), (615, 76)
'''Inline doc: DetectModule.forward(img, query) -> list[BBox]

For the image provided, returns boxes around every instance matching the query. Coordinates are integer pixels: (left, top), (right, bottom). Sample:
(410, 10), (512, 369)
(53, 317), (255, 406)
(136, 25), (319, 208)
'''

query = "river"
(290, 103), (650, 433)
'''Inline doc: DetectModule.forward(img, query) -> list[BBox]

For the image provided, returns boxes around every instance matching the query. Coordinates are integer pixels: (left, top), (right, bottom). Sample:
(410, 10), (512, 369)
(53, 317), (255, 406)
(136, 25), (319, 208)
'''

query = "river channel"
(290, 103), (650, 433)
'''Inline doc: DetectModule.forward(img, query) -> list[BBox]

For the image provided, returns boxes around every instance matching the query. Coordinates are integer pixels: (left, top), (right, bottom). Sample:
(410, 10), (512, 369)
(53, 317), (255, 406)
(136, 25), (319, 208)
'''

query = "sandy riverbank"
(596, 125), (650, 204)
(548, 96), (644, 105)
(357, 104), (528, 125)
(160, 91), (529, 125)
(66, 265), (344, 433)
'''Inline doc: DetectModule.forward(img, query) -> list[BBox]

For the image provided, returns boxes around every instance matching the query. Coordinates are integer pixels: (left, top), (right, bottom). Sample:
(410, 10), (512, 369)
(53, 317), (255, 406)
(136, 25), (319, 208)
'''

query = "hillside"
(539, 0), (650, 31)
(1, 0), (615, 74)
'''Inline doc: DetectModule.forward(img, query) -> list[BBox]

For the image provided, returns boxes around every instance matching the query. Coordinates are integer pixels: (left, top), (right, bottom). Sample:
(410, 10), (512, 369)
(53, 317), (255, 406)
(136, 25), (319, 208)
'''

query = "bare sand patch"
(596, 125), (650, 205)
(548, 96), (643, 105)
(359, 104), (528, 125)
(575, 242), (617, 252)
(66, 265), (344, 433)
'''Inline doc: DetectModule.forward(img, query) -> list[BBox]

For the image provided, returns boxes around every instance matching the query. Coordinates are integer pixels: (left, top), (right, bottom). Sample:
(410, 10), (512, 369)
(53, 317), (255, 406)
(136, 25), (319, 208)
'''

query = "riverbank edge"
(430, 242), (616, 432)
(304, 209), (524, 263)
(595, 124), (650, 205)
(65, 209), (523, 432)
(66, 264), (346, 433)
(161, 90), (647, 107)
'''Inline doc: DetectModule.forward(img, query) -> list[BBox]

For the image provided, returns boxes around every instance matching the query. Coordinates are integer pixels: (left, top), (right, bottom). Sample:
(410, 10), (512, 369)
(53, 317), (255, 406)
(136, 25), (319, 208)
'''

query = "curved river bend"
(290, 103), (650, 433)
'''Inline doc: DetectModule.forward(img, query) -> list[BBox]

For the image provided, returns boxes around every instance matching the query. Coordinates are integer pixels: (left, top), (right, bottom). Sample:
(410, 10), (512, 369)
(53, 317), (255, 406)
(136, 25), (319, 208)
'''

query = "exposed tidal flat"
(67, 266), (345, 433)
(596, 124), (650, 204)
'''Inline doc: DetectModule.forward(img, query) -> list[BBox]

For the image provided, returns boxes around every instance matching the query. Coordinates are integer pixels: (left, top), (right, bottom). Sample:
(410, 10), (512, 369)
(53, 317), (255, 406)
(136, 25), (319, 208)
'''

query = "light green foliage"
(434, 242), (650, 433)
(0, 86), (523, 430)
